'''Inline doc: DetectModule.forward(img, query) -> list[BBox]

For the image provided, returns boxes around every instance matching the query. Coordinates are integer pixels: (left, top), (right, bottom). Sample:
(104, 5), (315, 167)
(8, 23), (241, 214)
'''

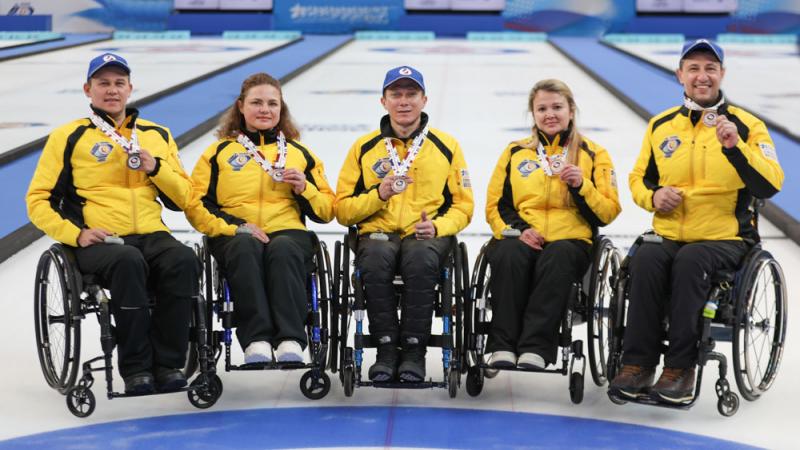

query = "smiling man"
(26, 53), (198, 395)
(609, 39), (784, 404)
(335, 66), (474, 383)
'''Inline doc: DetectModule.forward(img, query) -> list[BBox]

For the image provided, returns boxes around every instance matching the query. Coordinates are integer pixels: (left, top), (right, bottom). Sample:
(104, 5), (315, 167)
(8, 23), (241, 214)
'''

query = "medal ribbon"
(236, 131), (288, 177)
(89, 112), (139, 155)
(384, 126), (429, 178)
(535, 140), (568, 176)
(683, 94), (725, 126)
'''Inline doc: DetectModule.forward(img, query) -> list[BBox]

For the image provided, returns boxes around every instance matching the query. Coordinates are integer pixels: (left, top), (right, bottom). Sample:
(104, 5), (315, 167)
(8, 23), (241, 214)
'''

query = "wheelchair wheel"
(34, 245), (81, 394)
(65, 385), (95, 418)
(342, 347), (355, 397)
(300, 370), (331, 400)
(467, 243), (491, 375)
(465, 366), (484, 397)
(586, 238), (621, 387)
(717, 392), (740, 417)
(569, 372), (584, 404)
(188, 373), (223, 409)
(447, 367), (459, 399)
(732, 250), (787, 401)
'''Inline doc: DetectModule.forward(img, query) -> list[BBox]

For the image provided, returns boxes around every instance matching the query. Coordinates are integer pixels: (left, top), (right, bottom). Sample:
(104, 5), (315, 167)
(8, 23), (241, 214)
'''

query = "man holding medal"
(609, 39), (784, 404)
(335, 66), (474, 383)
(27, 53), (198, 395)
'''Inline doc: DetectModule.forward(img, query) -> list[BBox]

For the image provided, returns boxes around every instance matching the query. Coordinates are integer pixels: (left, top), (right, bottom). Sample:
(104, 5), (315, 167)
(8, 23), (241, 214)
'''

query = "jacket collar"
(380, 112), (429, 140)
(90, 105), (138, 129)
(241, 127), (278, 145)
(537, 126), (571, 148)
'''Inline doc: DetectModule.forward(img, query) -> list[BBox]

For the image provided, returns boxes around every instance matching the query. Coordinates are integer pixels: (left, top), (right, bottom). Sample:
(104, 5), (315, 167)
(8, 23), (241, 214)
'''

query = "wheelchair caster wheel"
(717, 392), (739, 417)
(466, 366), (484, 397)
(447, 369), (459, 399)
(66, 386), (96, 418)
(300, 370), (331, 400)
(569, 372), (584, 404)
(342, 366), (355, 397)
(188, 374), (223, 409)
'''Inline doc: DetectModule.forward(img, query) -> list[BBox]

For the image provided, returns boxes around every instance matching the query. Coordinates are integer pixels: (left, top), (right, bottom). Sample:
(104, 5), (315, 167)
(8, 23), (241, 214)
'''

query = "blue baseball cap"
(680, 38), (724, 64)
(382, 66), (425, 92)
(87, 53), (131, 80)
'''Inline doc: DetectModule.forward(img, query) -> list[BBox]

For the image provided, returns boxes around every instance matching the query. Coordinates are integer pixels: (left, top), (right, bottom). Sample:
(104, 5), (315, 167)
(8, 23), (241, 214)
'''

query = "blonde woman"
(485, 79), (621, 369)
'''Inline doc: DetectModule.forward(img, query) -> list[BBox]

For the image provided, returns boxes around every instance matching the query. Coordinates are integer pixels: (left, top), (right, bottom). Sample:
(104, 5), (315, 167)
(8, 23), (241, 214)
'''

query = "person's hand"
(715, 115), (740, 149)
(77, 228), (112, 247)
(132, 149), (156, 174)
(240, 223), (269, 244)
(378, 175), (413, 201)
(414, 211), (436, 240)
(282, 168), (307, 195)
(520, 228), (544, 250)
(653, 186), (683, 213)
(559, 164), (583, 188)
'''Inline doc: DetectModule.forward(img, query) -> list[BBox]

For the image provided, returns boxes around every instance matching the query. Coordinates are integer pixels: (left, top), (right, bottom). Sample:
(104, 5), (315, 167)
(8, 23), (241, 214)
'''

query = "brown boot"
(651, 367), (696, 404)
(608, 365), (656, 399)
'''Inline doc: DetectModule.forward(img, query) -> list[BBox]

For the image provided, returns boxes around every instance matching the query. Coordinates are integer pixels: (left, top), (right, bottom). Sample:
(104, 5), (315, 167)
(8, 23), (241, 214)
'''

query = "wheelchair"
(34, 243), (221, 418)
(606, 232), (788, 416)
(463, 235), (621, 403)
(329, 228), (469, 398)
(195, 231), (333, 400)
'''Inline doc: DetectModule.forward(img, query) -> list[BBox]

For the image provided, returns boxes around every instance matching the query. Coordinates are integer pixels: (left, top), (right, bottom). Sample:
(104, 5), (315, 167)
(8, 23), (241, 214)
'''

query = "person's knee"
(359, 244), (397, 282)
(266, 235), (302, 261)
(113, 247), (148, 277)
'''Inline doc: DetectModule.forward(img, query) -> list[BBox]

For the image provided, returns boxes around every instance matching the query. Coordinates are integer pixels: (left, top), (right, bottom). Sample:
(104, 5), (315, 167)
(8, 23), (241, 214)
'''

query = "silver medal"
(392, 177), (407, 193)
(703, 110), (717, 127)
(549, 155), (564, 175)
(127, 154), (141, 170)
(272, 168), (284, 182)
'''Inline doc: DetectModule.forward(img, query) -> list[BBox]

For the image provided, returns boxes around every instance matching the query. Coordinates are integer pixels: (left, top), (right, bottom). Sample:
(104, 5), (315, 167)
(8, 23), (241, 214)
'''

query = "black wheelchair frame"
(34, 243), (222, 418)
(196, 232), (334, 400)
(329, 228), (469, 398)
(463, 236), (621, 403)
(606, 233), (788, 416)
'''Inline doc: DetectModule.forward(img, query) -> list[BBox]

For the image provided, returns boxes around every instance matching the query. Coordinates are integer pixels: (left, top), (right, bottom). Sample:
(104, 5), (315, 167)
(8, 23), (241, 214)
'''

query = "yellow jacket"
(486, 131), (621, 243)
(630, 103), (783, 242)
(186, 129), (334, 236)
(26, 108), (192, 246)
(335, 113), (474, 237)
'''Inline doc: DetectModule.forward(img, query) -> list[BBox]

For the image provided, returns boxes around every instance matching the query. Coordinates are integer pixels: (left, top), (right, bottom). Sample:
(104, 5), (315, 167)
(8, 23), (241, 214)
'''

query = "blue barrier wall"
(0, 15), (51, 31)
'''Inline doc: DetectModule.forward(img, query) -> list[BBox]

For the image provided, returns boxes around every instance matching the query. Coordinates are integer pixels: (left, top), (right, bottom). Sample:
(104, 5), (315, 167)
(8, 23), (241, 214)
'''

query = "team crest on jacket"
(659, 136), (681, 158)
(90, 142), (114, 162)
(372, 157), (392, 178)
(227, 153), (251, 171)
(517, 159), (539, 177)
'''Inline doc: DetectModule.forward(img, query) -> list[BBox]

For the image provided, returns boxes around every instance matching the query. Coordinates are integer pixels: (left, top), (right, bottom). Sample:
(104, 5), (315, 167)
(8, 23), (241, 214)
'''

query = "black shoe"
(398, 345), (426, 382)
(124, 371), (155, 394)
(368, 344), (399, 382)
(154, 366), (187, 392)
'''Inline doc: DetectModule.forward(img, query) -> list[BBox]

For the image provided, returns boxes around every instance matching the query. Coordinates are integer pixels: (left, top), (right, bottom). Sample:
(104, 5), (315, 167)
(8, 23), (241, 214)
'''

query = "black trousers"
(209, 229), (313, 350)
(486, 238), (590, 364)
(74, 231), (199, 378)
(622, 239), (747, 369)
(356, 235), (452, 348)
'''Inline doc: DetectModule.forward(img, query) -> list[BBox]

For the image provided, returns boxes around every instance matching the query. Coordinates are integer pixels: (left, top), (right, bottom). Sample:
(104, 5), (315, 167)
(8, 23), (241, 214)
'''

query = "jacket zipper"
(257, 135), (265, 230)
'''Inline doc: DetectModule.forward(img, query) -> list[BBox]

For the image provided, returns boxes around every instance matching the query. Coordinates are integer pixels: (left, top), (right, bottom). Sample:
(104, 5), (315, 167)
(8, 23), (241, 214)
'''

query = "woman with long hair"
(186, 73), (334, 364)
(484, 79), (621, 369)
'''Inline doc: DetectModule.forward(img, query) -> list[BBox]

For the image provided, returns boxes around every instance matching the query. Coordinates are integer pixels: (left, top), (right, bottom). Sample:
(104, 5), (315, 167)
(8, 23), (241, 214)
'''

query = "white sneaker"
(244, 341), (272, 364)
(488, 351), (517, 368)
(275, 340), (304, 363)
(517, 352), (546, 370)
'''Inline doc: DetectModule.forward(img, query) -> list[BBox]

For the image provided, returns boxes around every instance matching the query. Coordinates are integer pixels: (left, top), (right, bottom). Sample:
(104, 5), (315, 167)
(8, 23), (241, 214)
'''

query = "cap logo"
(103, 54), (116, 62)
(399, 67), (412, 75)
